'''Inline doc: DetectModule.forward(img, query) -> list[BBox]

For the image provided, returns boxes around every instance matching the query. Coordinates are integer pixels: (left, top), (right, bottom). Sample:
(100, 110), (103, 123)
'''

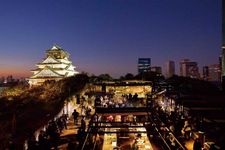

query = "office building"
(203, 66), (209, 81)
(180, 59), (200, 79)
(138, 58), (151, 74)
(151, 66), (162, 74)
(203, 64), (221, 82)
(222, 47), (225, 89)
(208, 64), (221, 82)
(165, 60), (175, 78)
(222, 0), (225, 90)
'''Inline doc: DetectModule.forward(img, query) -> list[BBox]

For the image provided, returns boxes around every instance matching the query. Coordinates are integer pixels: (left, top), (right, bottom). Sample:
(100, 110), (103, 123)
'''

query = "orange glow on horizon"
(0, 68), (31, 78)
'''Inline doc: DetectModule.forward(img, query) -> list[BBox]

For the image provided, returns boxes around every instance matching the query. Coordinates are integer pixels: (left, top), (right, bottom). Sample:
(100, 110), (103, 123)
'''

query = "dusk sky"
(0, 0), (222, 78)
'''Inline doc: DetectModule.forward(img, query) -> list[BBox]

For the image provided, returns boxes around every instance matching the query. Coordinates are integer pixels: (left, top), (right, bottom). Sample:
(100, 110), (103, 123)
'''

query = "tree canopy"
(0, 74), (89, 148)
(166, 75), (220, 95)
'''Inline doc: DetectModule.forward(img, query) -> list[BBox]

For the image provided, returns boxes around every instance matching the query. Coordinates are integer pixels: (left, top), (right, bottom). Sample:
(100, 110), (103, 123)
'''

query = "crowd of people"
(5, 92), (205, 150)
(95, 93), (141, 108)
(26, 114), (68, 150)
(26, 104), (92, 150)
(149, 103), (204, 150)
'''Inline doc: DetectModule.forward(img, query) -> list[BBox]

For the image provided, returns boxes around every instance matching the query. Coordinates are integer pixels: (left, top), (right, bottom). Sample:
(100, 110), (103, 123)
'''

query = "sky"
(0, 0), (222, 78)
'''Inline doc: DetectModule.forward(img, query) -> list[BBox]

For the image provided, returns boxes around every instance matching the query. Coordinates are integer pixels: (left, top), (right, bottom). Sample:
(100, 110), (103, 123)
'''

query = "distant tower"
(219, 55), (222, 79)
(204, 64), (221, 82)
(151, 66), (162, 74)
(180, 59), (200, 79)
(165, 60), (175, 78)
(208, 64), (221, 82)
(138, 58), (151, 74)
(203, 66), (209, 81)
(28, 45), (79, 85)
(222, 0), (225, 90)
(222, 47), (225, 88)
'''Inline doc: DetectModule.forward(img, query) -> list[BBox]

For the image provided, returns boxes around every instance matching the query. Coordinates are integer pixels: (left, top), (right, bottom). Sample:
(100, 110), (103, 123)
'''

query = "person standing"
(81, 117), (86, 131)
(72, 109), (79, 125)
(38, 130), (50, 150)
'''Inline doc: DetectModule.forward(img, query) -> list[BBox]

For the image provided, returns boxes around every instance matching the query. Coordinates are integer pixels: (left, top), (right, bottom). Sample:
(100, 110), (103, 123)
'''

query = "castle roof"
(30, 66), (64, 78)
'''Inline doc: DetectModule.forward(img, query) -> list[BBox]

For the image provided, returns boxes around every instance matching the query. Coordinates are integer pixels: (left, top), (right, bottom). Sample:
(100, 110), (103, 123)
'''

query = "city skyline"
(0, 0), (222, 78)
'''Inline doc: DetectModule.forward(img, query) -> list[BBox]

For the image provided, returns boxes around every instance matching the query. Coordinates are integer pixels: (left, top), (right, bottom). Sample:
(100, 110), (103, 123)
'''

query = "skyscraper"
(221, 47), (225, 84)
(223, 0), (225, 45)
(221, 0), (225, 90)
(208, 64), (221, 82)
(138, 58), (151, 74)
(203, 64), (221, 82)
(165, 60), (175, 78)
(203, 66), (209, 81)
(180, 59), (200, 79)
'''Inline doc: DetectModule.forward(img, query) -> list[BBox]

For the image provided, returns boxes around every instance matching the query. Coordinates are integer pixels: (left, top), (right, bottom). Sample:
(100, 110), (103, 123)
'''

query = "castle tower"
(28, 45), (79, 85)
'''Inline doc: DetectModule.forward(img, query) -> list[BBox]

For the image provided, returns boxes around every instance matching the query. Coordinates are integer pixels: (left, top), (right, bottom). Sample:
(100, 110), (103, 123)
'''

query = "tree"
(135, 71), (164, 81)
(98, 74), (113, 81)
(166, 75), (220, 95)
(134, 72), (165, 92)
(124, 73), (134, 80)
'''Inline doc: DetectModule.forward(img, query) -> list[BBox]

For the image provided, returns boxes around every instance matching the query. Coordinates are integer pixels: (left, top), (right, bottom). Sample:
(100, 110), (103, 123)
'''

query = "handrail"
(92, 135), (97, 150)
(154, 127), (172, 150)
(154, 111), (186, 150)
(81, 127), (92, 150)
(164, 127), (186, 150)
(81, 113), (96, 150)
(148, 110), (186, 150)
(147, 112), (171, 150)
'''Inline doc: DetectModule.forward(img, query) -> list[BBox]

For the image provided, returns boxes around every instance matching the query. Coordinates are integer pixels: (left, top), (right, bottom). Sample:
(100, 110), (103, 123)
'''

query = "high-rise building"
(221, 46), (225, 84)
(203, 66), (209, 81)
(151, 66), (162, 74)
(165, 60), (175, 78)
(221, 0), (225, 90)
(208, 64), (221, 82)
(138, 58), (151, 74)
(204, 64), (221, 82)
(180, 59), (200, 79)
(223, 0), (225, 46)
(219, 55), (222, 79)
(222, 47), (225, 88)
(28, 45), (79, 85)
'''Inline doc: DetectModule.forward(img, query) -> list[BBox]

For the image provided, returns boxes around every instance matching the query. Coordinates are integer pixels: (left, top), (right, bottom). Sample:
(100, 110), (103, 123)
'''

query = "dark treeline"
(166, 75), (221, 95)
(89, 71), (164, 82)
